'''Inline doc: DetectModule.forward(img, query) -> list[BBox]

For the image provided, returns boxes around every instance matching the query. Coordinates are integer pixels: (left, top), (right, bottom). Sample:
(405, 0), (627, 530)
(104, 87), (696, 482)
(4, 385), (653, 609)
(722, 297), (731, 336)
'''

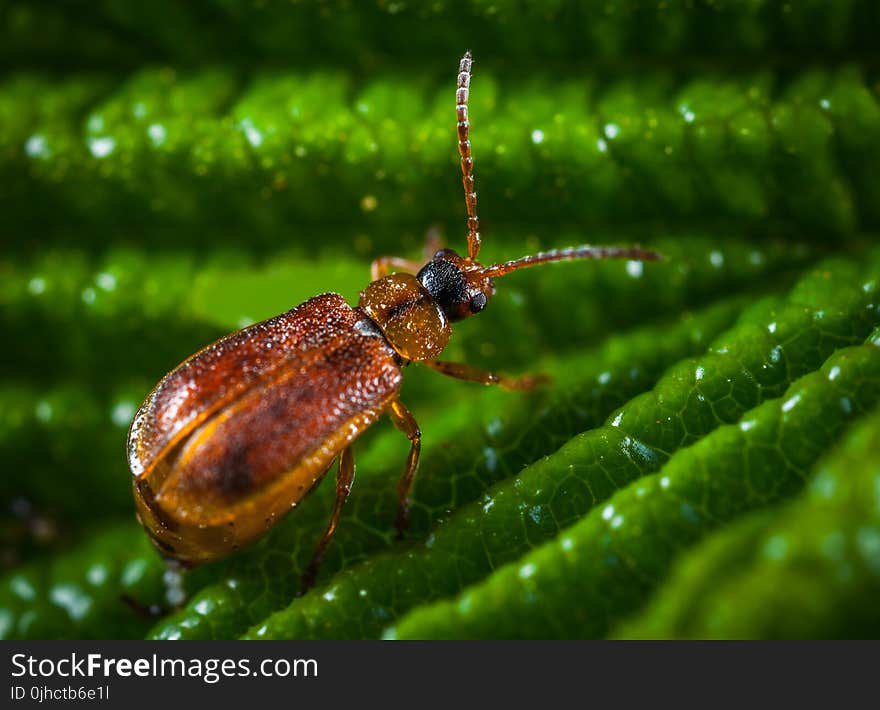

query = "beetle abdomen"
(129, 293), (402, 564)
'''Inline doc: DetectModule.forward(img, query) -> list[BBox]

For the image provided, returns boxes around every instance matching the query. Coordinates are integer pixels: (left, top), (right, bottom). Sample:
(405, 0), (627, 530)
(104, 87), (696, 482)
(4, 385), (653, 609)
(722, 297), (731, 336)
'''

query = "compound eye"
(470, 292), (488, 313)
(433, 248), (458, 260)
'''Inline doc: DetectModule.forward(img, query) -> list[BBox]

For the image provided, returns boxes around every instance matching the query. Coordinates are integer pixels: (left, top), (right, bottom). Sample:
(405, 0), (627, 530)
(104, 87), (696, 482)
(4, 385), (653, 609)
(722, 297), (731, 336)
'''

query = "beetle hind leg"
(387, 399), (422, 537)
(120, 558), (187, 619)
(423, 359), (552, 391)
(300, 446), (356, 595)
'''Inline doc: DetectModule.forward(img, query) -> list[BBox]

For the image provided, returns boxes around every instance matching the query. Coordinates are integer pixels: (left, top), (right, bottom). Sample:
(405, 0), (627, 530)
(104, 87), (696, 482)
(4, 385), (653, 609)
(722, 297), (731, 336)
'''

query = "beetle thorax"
(358, 273), (451, 361)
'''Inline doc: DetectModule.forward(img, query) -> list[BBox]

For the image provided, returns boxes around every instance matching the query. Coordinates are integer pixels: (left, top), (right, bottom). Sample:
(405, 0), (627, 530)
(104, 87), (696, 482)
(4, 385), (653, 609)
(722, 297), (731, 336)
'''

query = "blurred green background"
(1, 0), (879, 639)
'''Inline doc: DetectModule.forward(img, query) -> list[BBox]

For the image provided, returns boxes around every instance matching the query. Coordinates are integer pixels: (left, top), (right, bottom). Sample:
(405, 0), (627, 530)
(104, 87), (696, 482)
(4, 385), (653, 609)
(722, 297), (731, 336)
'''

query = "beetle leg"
(300, 446), (356, 594)
(422, 224), (444, 261)
(370, 227), (444, 280)
(370, 256), (424, 281)
(423, 360), (552, 391)
(387, 399), (421, 537)
(121, 595), (166, 618)
(120, 559), (186, 618)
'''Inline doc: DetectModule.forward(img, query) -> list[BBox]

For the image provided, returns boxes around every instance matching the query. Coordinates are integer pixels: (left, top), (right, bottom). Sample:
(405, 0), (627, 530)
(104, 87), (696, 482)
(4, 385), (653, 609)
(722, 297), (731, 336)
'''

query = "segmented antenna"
(481, 245), (663, 279)
(457, 51), (480, 261)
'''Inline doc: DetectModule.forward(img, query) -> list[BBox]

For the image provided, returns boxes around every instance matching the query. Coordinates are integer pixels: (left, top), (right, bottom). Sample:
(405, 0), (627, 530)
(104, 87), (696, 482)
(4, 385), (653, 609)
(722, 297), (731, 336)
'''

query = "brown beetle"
(128, 52), (661, 591)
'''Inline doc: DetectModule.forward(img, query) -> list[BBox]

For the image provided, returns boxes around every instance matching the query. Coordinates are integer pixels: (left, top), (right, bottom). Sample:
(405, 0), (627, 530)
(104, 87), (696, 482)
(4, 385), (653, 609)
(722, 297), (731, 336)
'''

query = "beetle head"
(416, 248), (496, 323)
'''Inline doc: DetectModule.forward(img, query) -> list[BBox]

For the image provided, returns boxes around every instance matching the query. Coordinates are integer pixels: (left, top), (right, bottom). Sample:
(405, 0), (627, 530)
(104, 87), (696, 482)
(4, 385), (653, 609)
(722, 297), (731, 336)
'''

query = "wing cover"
(128, 293), (402, 563)
(129, 293), (384, 478)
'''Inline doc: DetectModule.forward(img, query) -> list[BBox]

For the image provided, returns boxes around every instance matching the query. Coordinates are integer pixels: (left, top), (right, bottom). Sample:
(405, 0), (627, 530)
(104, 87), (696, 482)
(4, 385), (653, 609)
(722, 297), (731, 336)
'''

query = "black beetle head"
(416, 249), (495, 322)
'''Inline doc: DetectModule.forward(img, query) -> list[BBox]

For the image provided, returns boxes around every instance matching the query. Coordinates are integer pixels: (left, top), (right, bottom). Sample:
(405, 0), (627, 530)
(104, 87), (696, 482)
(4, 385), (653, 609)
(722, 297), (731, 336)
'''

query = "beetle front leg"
(300, 446), (356, 594)
(423, 360), (552, 391)
(369, 227), (445, 280)
(387, 399), (421, 537)
(370, 256), (424, 281)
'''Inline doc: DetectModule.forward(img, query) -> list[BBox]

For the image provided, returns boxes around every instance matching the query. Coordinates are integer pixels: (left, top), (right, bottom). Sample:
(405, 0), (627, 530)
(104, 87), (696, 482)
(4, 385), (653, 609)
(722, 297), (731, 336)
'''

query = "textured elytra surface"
(1, 2), (880, 640)
(130, 292), (402, 565)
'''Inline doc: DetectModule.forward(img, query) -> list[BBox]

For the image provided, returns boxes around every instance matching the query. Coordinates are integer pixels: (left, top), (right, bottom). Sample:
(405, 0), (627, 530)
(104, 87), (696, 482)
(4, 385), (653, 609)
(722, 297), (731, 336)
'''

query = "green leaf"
(388, 329), (880, 639)
(0, 523), (167, 640)
(4, 65), (878, 242)
(613, 391), (880, 639)
(3, 3), (880, 640)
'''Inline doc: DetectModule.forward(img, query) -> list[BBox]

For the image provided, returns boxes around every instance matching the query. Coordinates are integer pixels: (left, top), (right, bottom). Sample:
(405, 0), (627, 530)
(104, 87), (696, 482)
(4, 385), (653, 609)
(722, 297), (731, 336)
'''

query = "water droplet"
(87, 114), (105, 132)
(486, 417), (503, 438)
(25, 134), (50, 159)
(111, 401), (136, 428)
(121, 558), (149, 587)
(810, 471), (836, 499)
(625, 260), (643, 278)
(50, 583), (92, 620)
(857, 527), (880, 576)
(86, 564), (108, 586)
(528, 505), (544, 525)
(35, 401), (53, 423)
(88, 136), (116, 159)
(27, 277), (46, 295)
(147, 123), (167, 147)
(239, 119), (263, 148)
(781, 393), (801, 413)
(518, 563), (536, 579)
(10, 575), (36, 601)
(96, 272), (117, 291)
